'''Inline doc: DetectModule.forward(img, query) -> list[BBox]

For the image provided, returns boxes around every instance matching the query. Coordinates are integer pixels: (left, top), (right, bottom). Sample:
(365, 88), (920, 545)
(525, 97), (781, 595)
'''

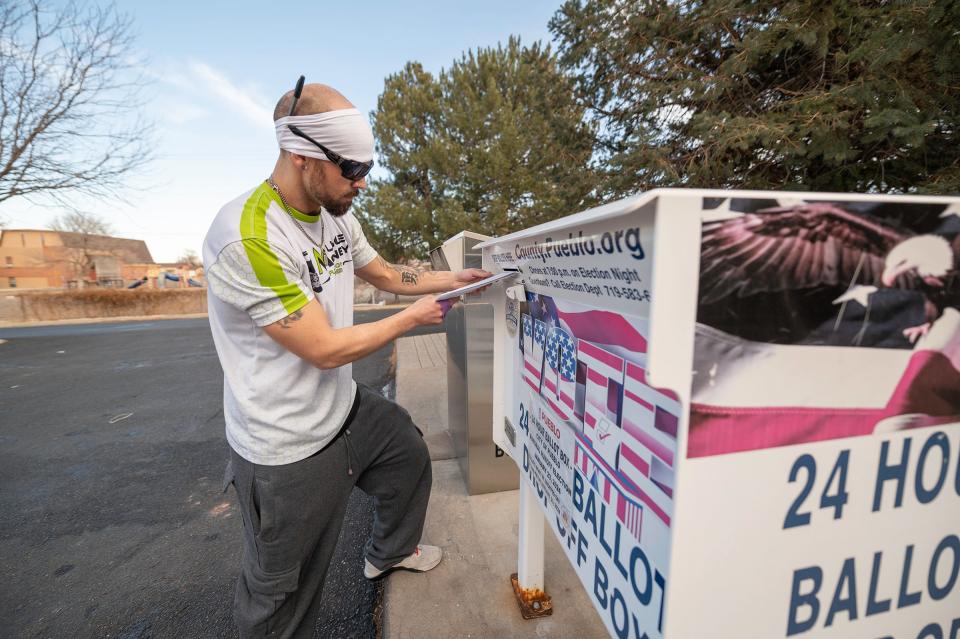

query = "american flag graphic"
(523, 299), (679, 530)
(578, 339), (626, 469)
(574, 441), (644, 540)
(689, 311), (960, 457)
(521, 315), (547, 393)
(576, 339), (677, 527)
(551, 298), (649, 354)
(543, 326), (577, 421)
(618, 362), (679, 524)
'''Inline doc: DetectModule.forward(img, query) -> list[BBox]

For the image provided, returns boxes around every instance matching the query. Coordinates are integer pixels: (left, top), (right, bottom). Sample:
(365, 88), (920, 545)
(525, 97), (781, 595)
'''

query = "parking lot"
(0, 311), (427, 638)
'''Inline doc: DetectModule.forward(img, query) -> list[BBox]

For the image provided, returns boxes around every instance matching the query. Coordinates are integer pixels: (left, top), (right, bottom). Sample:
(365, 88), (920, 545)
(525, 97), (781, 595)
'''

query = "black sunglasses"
(286, 75), (373, 182)
(287, 124), (374, 182)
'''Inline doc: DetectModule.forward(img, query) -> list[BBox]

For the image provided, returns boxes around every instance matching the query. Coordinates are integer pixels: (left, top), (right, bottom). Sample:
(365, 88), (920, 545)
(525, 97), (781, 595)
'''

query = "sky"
(2, 0), (563, 263)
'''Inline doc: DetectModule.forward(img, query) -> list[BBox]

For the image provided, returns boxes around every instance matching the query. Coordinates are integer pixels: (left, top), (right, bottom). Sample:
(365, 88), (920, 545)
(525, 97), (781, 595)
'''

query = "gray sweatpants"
(224, 384), (432, 638)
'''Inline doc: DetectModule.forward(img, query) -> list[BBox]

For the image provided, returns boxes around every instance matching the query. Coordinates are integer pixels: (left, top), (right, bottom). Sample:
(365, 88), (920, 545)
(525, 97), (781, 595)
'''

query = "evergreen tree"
(550, 0), (960, 196)
(356, 38), (599, 261)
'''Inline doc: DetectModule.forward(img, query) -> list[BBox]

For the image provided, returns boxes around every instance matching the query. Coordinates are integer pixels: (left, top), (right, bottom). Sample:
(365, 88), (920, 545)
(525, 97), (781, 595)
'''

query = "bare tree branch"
(49, 207), (112, 234)
(177, 248), (201, 268)
(48, 208), (116, 288)
(0, 1), (153, 206)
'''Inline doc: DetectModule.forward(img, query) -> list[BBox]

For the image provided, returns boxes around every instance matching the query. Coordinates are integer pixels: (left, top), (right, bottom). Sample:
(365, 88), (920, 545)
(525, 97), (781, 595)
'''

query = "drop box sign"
(482, 190), (960, 639)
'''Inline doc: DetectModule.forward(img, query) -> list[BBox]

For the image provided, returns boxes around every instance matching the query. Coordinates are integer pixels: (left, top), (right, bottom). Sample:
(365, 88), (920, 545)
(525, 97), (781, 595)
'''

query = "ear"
(290, 153), (309, 171)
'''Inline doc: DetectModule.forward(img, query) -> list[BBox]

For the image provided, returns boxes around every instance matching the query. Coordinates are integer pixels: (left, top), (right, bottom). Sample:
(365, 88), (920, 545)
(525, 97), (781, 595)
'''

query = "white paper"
(435, 271), (517, 300)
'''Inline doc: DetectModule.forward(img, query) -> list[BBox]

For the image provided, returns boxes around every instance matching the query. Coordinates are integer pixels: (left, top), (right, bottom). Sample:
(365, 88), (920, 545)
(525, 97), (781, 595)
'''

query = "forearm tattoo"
(277, 309), (304, 328)
(397, 267), (419, 285)
(378, 256), (434, 287)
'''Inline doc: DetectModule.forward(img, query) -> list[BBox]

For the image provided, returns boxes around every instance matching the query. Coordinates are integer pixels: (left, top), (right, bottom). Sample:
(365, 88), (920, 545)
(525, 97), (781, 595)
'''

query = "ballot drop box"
(431, 231), (520, 494)
(477, 189), (960, 639)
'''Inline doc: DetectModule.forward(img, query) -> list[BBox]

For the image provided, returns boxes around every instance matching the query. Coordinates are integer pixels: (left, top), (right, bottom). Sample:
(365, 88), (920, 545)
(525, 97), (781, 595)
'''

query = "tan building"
(0, 228), (155, 289)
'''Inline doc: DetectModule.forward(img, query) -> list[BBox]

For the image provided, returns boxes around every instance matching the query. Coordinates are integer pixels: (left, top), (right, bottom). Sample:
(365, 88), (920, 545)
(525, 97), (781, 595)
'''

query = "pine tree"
(356, 38), (599, 261)
(550, 0), (960, 196)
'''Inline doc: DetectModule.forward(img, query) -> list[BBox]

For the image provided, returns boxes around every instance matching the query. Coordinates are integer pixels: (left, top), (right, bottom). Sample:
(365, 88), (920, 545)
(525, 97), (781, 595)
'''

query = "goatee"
(322, 195), (356, 217)
(325, 203), (350, 217)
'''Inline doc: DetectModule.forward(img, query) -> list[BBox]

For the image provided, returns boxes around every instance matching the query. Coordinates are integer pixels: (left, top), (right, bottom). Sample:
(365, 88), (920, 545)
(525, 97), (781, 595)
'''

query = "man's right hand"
(405, 295), (445, 326)
(264, 296), (447, 370)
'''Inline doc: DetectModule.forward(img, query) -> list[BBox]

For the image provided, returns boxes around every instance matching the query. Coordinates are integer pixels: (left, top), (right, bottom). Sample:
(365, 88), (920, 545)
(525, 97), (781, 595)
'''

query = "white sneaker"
(364, 544), (443, 579)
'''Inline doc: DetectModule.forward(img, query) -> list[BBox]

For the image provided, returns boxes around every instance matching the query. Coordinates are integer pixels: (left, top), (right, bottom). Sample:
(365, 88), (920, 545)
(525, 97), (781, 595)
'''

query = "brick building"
(0, 228), (156, 289)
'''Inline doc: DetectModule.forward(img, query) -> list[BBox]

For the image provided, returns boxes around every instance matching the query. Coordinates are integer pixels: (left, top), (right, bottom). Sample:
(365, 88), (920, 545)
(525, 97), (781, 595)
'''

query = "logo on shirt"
(306, 233), (351, 292)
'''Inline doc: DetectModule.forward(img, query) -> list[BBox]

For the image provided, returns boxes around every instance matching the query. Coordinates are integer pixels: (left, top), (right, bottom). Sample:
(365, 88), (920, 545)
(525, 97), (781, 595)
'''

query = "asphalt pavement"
(0, 309), (436, 639)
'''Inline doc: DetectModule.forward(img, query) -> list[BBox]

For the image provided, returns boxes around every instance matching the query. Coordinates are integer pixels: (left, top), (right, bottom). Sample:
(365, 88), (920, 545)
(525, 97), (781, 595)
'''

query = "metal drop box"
(430, 232), (519, 495)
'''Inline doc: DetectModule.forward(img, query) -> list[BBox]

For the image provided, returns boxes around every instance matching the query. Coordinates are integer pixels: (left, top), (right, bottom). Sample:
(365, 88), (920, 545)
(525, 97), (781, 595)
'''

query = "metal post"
(517, 480), (544, 587)
(511, 479), (552, 618)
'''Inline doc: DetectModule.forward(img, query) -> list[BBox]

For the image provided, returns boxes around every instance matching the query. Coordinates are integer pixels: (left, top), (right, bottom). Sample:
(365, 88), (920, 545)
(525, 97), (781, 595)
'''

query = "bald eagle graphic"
(698, 201), (959, 346)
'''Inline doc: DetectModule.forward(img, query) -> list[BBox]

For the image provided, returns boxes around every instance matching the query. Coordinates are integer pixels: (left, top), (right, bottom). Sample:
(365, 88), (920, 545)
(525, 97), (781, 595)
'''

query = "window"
(8, 277), (16, 288)
(4, 256), (11, 267)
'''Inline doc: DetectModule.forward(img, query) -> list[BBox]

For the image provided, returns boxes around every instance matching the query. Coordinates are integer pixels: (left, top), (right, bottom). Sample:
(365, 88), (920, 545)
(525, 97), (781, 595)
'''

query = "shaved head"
(273, 83), (353, 120)
(270, 82), (367, 218)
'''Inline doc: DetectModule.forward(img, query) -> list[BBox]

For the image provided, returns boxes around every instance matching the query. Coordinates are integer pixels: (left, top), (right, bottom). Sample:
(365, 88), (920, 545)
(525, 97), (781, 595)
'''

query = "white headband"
(274, 108), (375, 163)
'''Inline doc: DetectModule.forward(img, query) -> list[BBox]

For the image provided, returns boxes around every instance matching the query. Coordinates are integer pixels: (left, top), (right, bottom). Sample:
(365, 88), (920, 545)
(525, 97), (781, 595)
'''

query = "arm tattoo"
(378, 256), (433, 287)
(398, 268), (419, 285)
(277, 309), (304, 329)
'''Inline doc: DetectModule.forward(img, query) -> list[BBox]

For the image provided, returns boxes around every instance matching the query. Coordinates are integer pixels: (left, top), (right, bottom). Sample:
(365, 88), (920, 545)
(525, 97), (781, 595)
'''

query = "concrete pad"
(382, 460), (606, 638)
(388, 335), (606, 638)
(422, 430), (455, 461)
(396, 334), (449, 458)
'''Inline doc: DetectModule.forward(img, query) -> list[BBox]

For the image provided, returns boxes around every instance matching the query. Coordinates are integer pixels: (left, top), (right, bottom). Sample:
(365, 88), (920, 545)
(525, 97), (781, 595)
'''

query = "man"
(202, 79), (490, 638)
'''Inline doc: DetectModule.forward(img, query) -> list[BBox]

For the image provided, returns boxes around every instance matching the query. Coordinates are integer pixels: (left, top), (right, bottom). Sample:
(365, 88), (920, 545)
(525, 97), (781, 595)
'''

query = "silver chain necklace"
(266, 178), (325, 250)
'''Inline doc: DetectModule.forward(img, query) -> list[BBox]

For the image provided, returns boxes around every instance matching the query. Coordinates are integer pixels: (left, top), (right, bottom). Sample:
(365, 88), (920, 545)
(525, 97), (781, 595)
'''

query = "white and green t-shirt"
(203, 181), (378, 465)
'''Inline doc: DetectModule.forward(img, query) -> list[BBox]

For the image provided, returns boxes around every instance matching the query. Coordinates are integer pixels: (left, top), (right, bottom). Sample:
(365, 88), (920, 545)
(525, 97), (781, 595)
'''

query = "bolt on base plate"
(510, 573), (553, 619)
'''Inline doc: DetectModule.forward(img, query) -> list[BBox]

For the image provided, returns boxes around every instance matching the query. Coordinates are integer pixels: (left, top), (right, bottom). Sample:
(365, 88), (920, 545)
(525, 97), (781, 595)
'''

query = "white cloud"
(157, 101), (210, 125)
(187, 61), (272, 126)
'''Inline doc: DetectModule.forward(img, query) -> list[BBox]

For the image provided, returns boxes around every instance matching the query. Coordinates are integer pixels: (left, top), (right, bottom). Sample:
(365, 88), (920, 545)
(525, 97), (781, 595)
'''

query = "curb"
(0, 313), (210, 328)
(0, 304), (417, 328)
